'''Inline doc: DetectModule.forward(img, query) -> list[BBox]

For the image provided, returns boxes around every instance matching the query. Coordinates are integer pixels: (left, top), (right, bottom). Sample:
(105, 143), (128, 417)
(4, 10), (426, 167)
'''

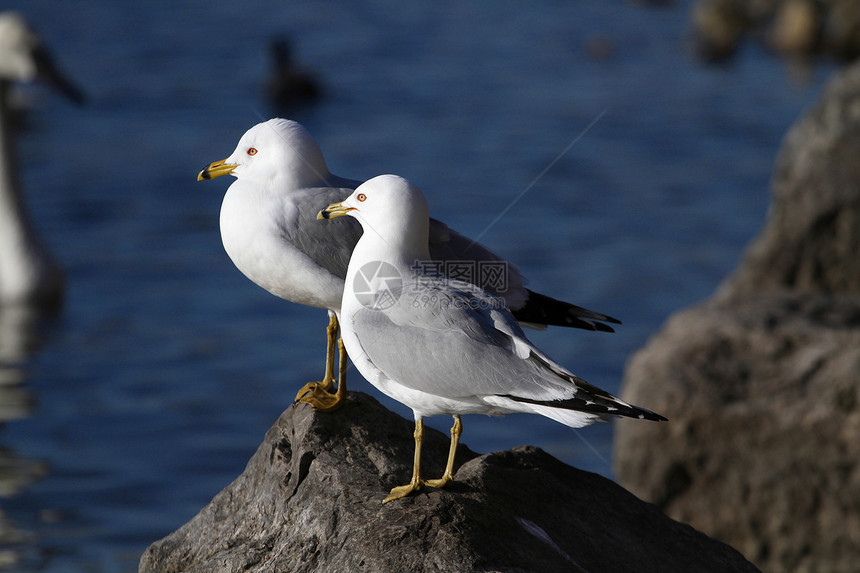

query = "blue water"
(0, 0), (832, 570)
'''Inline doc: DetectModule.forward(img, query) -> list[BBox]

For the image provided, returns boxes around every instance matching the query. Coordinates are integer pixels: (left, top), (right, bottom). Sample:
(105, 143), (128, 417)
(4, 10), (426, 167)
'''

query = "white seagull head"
(318, 174), (430, 251)
(198, 118), (330, 189)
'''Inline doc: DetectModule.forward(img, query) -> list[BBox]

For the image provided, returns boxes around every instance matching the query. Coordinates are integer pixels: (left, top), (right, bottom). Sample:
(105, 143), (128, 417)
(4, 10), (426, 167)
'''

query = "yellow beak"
(318, 201), (356, 220)
(197, 158), (237, 181)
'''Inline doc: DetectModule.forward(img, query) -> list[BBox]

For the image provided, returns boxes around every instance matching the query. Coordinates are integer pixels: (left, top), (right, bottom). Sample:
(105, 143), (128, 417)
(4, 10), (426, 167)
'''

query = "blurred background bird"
(264, 36), (322, 113)
(0, 11), (84, 310)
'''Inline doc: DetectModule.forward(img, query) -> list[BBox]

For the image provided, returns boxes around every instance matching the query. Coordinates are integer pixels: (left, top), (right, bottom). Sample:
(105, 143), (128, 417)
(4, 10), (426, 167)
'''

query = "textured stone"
(615, 61), (860, 573)
(616, 292), (860, 571)
(719, 60), (860, 298)
(141, 392), (757, 573)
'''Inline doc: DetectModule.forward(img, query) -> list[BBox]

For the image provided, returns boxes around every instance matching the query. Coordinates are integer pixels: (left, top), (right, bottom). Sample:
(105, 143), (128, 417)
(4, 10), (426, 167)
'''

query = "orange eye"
(247, 148), (257, 156)
(356, 193), (367, 202)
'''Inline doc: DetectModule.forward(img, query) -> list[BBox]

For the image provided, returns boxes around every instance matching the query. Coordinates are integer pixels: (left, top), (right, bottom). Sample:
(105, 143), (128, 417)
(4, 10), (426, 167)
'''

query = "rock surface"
(616, 292), (860, 571)
(719, 58), (860, 298)
(615, 62), (860, 572)
(140, 392), (757, 573)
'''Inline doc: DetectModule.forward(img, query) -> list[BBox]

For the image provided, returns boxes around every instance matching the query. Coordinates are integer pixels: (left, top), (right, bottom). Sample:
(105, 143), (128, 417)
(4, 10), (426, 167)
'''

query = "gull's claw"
(383, 477), (422, 503)
(294, 314), (348, 412)
(294, 379), (345, 412)
(382, 418), (427, 503)
(381, 416), (462, 502)
(422, 476), (452, 489)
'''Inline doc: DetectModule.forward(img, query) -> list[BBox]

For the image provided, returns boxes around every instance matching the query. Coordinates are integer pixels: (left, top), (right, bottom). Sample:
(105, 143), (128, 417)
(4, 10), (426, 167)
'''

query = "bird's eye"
(247, 148), (258, 156)
(357, 193), (367, 202)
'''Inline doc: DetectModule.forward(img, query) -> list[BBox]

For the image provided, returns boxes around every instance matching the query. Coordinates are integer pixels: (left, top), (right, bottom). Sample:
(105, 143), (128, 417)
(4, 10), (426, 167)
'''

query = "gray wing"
(279, 179), (362, 280)
(352, 279), (569, 400)
(352, 278), (663, 420)
(427, 221), (529, 309)
(427, 221), (621, 332)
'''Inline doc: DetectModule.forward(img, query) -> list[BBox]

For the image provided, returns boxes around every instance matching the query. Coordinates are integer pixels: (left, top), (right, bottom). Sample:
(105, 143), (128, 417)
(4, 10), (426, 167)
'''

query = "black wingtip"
(506, 394), (668, 422)
(638, 409), (668, 422)
(513, 289), (621, 332)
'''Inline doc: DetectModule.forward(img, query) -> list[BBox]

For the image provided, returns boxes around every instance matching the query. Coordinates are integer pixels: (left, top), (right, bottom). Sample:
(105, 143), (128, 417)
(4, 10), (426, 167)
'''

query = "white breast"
(219, 181), (344, 311)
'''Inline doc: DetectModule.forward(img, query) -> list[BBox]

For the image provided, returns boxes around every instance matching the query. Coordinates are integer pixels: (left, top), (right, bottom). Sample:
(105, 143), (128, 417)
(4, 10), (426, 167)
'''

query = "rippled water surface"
(0, 0), (833, 570)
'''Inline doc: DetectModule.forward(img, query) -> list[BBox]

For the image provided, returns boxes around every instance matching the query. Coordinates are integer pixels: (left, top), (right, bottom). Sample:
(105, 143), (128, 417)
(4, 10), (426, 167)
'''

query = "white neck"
(356, 210), (430, 270)
(0, 81), (62, 306)
(342, 217), (431, 317)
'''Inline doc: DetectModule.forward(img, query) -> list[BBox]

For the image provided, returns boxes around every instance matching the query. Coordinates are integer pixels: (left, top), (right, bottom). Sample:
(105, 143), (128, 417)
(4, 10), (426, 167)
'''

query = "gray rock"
(615, 61), (860, 573)
(140, 392), (757, 573)
(719, 59), (860, 298)
(616, 292), (860, 571)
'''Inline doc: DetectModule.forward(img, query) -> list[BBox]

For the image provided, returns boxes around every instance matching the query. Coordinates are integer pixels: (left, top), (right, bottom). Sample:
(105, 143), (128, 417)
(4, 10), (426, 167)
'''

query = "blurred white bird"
(0, 12), (84, 309)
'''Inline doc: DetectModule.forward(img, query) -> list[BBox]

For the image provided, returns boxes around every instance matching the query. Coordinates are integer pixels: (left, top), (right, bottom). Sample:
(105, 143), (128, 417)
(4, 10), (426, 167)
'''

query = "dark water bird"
(264, 37), (322, 111)
(0, 12), (84, 309)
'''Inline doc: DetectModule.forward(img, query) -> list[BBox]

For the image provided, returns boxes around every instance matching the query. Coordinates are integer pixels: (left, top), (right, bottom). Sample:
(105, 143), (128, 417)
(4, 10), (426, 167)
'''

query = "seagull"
(319, 174), (666, 502)
(0, 12), (85, 309)
(198, 119), (620, 412)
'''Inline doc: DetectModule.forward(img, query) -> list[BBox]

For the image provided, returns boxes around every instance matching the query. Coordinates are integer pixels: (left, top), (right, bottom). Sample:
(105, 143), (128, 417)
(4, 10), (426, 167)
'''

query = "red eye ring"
(247, 148), (257, 156)
(356, 193), (367, 202)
